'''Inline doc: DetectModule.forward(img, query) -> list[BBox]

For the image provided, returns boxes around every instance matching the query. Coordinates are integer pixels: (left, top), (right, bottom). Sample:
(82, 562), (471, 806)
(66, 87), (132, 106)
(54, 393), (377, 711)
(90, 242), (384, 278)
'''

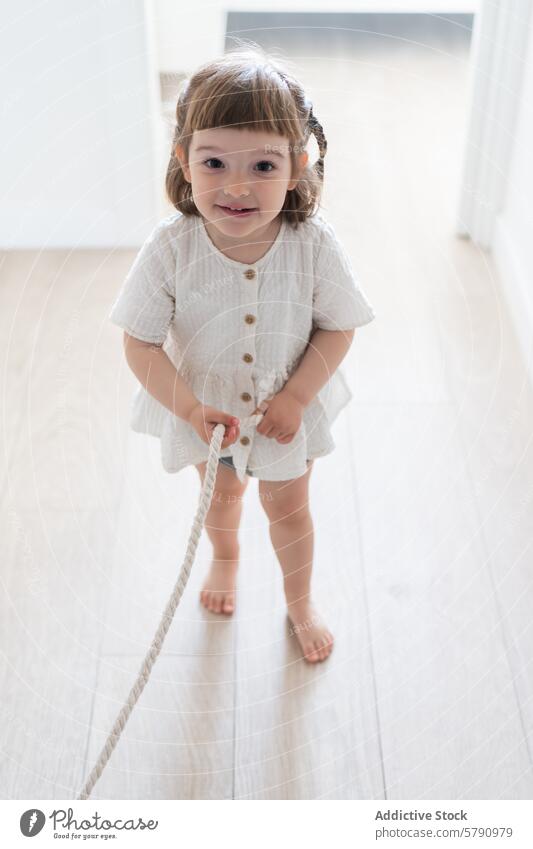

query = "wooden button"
(244, 268), (256, 280)
(242, 353), (253, 363)
(240, 392), (252, 402)
(240, 436), (250, 445)
(244, 314), (256, 324)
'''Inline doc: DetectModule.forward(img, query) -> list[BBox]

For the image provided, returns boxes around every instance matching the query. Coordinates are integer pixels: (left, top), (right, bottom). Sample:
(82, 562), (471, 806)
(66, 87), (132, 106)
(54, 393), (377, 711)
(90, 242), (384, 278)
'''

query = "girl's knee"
(264, 503), (311, 525)
(210, 485), (247, 516)
(259, 485), (311, 524)
(210, 490), (244, 509)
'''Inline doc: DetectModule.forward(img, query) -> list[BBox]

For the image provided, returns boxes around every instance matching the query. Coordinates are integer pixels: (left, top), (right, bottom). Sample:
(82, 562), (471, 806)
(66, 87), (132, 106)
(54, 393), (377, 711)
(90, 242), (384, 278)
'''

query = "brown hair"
(165, 46), (328, 228)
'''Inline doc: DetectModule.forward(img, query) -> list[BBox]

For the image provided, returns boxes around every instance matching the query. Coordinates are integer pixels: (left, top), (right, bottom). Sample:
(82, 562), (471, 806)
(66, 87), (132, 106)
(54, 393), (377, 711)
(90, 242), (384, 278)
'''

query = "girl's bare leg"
(258, 461), (334, 662)
(195, 461), (248, 614)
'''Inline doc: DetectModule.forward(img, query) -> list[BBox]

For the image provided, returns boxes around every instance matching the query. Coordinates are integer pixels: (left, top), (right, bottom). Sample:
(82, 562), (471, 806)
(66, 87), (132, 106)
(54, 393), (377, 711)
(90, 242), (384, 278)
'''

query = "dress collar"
(197, 215), (287, 270)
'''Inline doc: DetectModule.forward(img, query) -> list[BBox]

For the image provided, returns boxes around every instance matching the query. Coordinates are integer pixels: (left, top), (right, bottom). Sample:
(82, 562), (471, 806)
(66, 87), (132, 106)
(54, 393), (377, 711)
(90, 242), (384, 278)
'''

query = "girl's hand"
(255, 389), (304, 443)
(187, 403), (240, 449)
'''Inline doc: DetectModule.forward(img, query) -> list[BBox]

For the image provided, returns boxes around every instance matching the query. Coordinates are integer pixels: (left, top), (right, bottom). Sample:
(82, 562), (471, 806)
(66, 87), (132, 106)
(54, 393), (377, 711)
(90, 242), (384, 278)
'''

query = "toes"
(309, 639), (331, 662)
(304, 641), (321, 663)
(203, 591), (218, 612)
(201, 588), (235, 615)
(320, 635), (334, 659)
(314, 640), (325, 661)
(222, 595), (234, 614)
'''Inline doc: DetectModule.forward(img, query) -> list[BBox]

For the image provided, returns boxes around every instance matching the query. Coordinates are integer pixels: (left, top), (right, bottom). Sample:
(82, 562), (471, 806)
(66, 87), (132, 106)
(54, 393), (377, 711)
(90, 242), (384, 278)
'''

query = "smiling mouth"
(217, 204), (258, 217)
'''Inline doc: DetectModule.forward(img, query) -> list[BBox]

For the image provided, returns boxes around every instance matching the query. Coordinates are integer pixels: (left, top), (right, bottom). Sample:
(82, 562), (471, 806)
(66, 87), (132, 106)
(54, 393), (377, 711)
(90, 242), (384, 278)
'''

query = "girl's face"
(176, 127), (308, 241)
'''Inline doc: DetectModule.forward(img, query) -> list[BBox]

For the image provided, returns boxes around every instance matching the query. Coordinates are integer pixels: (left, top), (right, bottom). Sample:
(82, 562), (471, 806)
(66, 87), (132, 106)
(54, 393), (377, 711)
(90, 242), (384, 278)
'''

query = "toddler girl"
(109, 47), (376, 663)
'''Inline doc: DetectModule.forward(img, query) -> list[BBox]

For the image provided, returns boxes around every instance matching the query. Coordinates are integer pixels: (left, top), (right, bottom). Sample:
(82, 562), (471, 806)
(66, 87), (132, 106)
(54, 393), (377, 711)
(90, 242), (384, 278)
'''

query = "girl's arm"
(282, 328), (355, 407)
(123, 332), (199, 421)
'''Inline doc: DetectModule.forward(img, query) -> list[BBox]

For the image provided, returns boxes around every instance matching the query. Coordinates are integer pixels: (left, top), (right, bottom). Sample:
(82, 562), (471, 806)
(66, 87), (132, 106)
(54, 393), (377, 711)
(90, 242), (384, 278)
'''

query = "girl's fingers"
(206, 423), (235, 446)
(225, 424), (239, 444)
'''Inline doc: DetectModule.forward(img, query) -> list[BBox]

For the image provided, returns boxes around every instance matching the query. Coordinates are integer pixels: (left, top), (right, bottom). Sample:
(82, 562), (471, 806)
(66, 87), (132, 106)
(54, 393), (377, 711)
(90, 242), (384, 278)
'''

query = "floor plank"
(83, 653), (235, 799)
(353, 398), (533, 799)
(0, 507), (108, 798)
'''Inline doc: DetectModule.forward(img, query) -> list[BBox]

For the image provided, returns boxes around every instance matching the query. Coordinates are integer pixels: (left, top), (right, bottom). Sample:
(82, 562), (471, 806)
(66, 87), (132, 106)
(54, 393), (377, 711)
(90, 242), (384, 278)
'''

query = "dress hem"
(154, 444), (334, 481)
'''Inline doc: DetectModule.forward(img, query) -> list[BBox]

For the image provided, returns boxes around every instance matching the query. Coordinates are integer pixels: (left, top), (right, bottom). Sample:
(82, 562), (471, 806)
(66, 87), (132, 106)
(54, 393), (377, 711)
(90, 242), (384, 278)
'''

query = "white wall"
(491, 13), (533, 370)
(498, 51), (533, 281)
(0, 0), (160, 249)
(154, 0), (227, 73)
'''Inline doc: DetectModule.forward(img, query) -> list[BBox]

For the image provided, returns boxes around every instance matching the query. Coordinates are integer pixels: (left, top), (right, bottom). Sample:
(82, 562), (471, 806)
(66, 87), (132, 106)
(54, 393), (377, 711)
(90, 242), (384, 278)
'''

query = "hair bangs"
(188, 71), (299, 142)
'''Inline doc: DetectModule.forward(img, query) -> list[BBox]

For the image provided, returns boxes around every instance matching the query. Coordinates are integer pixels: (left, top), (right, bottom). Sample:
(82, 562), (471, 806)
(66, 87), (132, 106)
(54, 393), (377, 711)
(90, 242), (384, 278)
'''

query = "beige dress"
(109, 210), (376, 482)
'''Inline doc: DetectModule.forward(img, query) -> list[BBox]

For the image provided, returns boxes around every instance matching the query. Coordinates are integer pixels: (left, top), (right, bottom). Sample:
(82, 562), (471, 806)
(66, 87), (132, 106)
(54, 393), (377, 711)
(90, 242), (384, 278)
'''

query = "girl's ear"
(174, 144), (191, 182)
(288, 150), (309, 190)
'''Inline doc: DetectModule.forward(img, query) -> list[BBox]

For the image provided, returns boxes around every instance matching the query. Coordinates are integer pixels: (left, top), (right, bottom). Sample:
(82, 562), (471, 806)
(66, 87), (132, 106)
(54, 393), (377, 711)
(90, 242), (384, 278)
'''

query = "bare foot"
(286, 601), (334, 663)
(200, 557), (238, 615)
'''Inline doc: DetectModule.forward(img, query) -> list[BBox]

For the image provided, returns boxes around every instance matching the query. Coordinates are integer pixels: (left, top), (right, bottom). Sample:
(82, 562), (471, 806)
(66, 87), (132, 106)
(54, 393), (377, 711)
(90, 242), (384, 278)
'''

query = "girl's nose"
(223, 176), (251, 198)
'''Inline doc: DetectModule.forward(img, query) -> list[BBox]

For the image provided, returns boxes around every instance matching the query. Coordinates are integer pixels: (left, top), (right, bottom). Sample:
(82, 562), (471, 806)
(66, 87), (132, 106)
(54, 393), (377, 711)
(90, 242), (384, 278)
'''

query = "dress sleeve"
(108, 221), (176, 344)
(312, 219), (376, 331)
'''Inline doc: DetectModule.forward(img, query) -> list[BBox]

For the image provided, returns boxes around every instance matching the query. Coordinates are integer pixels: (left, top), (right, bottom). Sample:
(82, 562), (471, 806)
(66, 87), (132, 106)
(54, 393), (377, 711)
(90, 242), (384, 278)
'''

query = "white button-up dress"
(109, 210), (376, 482)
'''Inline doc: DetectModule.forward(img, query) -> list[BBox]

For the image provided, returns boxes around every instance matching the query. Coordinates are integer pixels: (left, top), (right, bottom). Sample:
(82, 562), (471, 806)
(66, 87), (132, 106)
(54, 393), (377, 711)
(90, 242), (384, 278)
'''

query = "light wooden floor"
(2, 21), (533, 799)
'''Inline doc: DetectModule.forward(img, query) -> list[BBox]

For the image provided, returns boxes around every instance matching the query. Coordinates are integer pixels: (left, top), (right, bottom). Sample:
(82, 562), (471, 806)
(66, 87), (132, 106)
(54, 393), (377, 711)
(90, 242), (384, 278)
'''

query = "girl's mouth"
(216, 205), (258, 218)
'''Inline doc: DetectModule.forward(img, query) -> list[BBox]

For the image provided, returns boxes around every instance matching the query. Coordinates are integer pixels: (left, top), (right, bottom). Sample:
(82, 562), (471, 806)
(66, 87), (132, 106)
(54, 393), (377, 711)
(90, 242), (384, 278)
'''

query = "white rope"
(77, 421), (229, 800)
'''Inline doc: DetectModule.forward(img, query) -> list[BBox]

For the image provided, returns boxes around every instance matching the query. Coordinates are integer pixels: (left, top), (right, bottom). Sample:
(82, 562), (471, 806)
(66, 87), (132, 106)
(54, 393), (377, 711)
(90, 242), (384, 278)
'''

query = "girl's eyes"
(202, 158), (275, 172)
